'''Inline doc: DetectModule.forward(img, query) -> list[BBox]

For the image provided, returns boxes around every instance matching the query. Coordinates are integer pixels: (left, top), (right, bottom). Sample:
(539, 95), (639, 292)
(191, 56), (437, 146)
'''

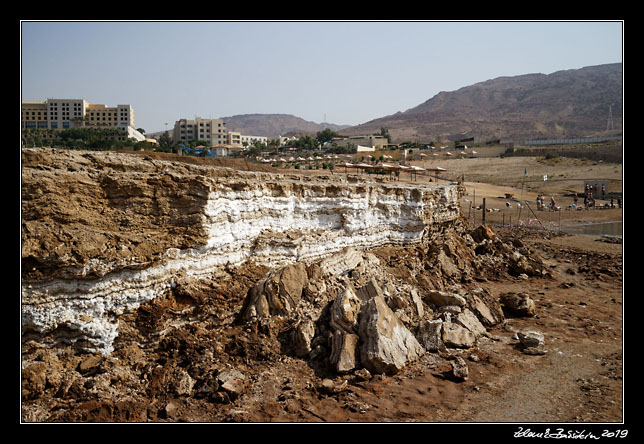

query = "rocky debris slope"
(21, 215), (553, 422)
(236, 220), (549, 378)
(21, 148), (462, 354)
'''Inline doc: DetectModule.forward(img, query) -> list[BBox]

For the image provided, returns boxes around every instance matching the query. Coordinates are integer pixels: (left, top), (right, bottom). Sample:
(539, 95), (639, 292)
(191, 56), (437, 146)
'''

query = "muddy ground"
(20, 150), (624, 427)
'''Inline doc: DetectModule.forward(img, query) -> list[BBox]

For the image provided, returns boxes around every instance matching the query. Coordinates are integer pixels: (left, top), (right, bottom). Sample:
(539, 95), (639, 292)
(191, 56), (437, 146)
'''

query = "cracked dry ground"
(21, 228), (623, 424)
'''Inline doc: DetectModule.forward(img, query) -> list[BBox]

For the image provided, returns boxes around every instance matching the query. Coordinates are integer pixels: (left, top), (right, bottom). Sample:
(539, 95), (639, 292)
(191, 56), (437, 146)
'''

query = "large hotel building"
(172, 117), (228, 146)
(171, 117), (267, 148)
(21, 98), (135, 130)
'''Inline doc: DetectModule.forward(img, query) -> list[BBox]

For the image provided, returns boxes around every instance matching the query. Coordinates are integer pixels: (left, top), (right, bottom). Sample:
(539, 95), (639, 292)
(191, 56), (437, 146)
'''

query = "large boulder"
(241, 262), (308, 320)
(442, 321), (477, 348)
(358, 296), (425, 375)
(454, 308), (487, 338)
(466, 289), (504, 327)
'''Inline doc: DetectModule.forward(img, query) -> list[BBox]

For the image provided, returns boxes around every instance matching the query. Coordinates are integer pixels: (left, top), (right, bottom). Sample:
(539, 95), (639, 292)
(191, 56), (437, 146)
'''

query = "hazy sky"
(20, 21), (623, 133)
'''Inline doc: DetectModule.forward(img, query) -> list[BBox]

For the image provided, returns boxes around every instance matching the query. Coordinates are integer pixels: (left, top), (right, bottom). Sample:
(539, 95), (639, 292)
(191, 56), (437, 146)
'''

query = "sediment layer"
(21, 148), (463, 353)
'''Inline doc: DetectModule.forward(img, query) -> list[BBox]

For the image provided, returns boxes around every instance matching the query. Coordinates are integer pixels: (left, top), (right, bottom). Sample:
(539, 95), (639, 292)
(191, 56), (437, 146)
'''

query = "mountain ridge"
(220, 113), (351, 138)
(342, 63), (622, 143)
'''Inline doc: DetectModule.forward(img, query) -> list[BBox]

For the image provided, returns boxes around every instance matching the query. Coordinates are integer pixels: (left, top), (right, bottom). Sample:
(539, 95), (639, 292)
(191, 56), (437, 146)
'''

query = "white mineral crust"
(22, 178), (461, 353)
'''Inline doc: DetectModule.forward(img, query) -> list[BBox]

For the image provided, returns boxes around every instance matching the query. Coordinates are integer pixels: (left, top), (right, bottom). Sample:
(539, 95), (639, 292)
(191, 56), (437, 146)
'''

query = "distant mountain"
(341, 63), (623, 143)
(221, 114), (351, 138)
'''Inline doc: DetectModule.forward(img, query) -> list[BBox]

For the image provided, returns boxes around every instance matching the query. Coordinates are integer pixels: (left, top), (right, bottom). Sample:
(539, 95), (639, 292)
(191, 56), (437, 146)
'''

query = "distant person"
(536, 194), (542, 211)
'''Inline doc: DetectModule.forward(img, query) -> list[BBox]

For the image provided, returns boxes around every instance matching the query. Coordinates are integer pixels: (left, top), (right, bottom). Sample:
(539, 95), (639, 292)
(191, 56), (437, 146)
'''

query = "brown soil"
(21, 150), (624, 426)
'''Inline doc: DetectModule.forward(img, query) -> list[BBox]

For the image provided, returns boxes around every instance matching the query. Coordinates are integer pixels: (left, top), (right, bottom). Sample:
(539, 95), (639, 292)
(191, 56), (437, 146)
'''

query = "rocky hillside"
(221, 114), (350, 138)
(341, 63), (623, 143)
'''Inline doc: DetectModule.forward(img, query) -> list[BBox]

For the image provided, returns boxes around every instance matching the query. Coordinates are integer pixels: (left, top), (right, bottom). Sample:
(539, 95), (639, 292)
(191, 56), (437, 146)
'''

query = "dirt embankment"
(21, 149), (623, 424)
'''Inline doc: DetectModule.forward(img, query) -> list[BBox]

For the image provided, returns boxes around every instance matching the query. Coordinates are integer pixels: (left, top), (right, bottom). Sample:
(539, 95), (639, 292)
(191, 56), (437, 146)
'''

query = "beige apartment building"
(21, 101), (51, 129)
(332, 135), (389, 150)
(227, 131), (242, 145)
(172, 117), (227, 146)
(85, 103), (134, 128)
(21, 98), (135, 130)
(226, 132), (267, 147)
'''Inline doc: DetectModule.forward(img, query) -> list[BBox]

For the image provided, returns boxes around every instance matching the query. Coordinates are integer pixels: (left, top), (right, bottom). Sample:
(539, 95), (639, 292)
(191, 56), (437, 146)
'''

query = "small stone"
(424, 290), (466, 307)
(171, 368), (194, 396)
(518, 330), (547, 355)
(164, 401), (178, 417)
(218, 369), (246, 401)
(471, 224), (496, 243)
(455, 308), (487, 337)
(451, 356), (469, 381)
(500, 292), (536, 317)
(319, 378), (348, 394)
(517, 330), (544, 348)
(353, 368), (372, 382)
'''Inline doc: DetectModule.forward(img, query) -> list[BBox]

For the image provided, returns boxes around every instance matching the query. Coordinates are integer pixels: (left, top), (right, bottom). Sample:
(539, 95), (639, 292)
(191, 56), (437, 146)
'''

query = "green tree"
(316, 128), (339, 147)
(293, 135), (318, 150)
(158, 131), (174, 150)
(245, 146), (262, 158)
(267, 138), (280, 152)
(252, 140), (267, 151)
(380, 127), (391, 143)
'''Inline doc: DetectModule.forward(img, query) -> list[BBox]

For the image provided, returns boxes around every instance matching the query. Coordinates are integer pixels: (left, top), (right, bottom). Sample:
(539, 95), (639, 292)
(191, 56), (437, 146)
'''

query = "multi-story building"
(331, 135), (389, 150)
(84, 103), (134, 128)
(21, 100), (51, 129)
(21, 98), (136, 131)
(240, 134), (268, 147)
(226, 131), (242, 146)
(172, 117), (227, 146)
(226, 132), (267, 147)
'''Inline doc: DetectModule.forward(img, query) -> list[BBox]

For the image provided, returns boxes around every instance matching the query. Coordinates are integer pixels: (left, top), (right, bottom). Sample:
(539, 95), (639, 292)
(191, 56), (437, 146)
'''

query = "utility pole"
(607, 105), (614, 131)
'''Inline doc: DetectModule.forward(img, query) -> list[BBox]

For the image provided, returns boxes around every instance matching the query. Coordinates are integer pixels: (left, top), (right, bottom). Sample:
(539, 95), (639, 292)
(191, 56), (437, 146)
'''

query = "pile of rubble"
(237, 221), (549, 380)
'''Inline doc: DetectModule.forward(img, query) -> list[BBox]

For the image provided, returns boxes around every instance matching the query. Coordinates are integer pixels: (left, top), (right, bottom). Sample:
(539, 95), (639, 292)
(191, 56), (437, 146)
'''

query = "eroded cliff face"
(21, 148), (464, 353)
